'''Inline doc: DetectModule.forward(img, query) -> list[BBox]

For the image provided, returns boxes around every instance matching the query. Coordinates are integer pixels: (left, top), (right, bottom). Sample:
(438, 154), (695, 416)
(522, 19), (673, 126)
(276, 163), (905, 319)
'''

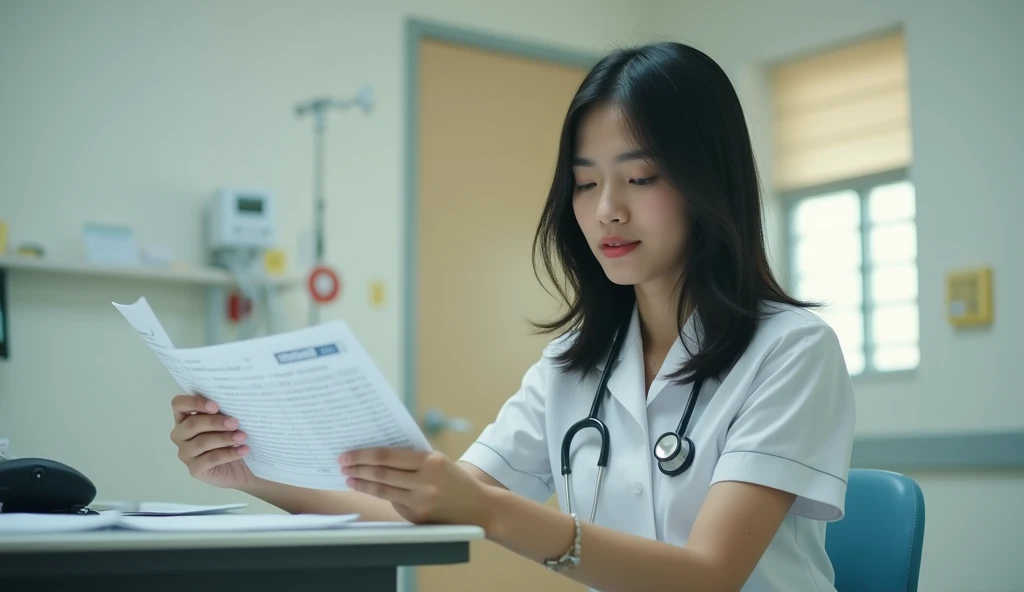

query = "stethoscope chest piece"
(654, 432), (695, 476)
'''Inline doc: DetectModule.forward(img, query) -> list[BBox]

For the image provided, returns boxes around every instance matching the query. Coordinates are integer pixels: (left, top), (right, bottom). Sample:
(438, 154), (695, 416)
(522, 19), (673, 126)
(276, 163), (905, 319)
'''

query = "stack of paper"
(90, 501), (248, 516)
(113, 297), (431, 491)
(0, 511), (122, 534)
(0, 511), (361, 535)
(118, 513), (361, 532)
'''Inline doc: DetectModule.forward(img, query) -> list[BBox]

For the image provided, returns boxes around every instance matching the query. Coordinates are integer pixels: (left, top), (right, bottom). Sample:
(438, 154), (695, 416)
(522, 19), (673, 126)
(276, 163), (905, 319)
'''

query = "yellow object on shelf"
(15, 243), (44, 258)
(946, 266), (993, 327)
(264, 248), (286, 276)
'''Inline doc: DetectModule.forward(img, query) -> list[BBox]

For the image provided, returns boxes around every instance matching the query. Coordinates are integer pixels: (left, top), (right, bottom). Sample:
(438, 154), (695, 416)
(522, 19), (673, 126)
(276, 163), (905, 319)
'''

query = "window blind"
(771, 32), (911, 192)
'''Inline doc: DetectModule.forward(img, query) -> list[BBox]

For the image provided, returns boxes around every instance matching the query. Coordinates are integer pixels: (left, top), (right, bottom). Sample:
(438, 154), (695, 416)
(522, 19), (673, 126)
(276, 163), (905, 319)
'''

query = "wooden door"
(415, 37), (587, 592)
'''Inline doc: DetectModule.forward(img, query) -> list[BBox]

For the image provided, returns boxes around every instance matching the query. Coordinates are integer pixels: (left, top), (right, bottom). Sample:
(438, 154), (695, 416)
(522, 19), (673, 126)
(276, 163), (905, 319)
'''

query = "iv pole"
(294, 86), (373, 326)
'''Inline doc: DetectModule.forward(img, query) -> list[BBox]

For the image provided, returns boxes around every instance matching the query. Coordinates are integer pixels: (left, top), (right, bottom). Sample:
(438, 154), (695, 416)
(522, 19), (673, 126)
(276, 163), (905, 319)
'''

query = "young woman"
(170, 41), (855, 592)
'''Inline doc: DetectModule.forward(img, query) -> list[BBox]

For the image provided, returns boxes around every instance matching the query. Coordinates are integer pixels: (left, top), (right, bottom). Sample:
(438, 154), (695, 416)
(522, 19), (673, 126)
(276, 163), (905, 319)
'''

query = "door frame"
(401, 17), (597, 592)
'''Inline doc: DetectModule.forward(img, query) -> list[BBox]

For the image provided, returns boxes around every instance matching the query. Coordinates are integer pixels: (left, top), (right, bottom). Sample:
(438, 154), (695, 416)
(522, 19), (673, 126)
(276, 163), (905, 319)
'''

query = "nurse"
(170, 41), (855, 592)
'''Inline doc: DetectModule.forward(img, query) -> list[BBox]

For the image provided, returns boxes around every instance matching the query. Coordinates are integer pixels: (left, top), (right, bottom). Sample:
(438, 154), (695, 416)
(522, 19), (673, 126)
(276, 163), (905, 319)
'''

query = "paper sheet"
(0, 512), (360, 534)
(91, 501), (248, 516)
(112, 297), (196, 394)
(114, 297), (430, 490)
(116, 513), (360, 532)
(0, 511), (121, 534)
(126, 502), (248, 516)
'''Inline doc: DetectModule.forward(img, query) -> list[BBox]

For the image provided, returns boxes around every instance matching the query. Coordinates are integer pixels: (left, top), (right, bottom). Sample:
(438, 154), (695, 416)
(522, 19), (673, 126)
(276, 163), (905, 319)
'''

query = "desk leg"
(3, 567), (397, 591)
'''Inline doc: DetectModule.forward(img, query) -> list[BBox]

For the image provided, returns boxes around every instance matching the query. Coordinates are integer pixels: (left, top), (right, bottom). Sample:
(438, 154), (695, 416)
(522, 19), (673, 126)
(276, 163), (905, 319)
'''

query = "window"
(786, 172), (918, 375)
(771, 31), (916, 376)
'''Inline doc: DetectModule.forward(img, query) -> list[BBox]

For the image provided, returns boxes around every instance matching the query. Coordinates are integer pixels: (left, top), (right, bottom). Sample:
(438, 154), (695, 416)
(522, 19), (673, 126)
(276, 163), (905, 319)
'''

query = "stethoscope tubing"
(559, 318), (630, 475)
(558, 312), (706, 521)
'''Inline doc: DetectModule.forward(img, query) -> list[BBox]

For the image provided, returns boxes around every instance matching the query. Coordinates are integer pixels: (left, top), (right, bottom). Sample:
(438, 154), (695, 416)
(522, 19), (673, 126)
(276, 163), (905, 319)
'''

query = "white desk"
(0, 524), (485, 591)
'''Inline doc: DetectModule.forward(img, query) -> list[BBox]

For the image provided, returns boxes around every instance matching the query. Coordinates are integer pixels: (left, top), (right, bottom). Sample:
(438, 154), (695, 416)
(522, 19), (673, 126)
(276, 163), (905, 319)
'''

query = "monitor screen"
(237, 195), (264, 214)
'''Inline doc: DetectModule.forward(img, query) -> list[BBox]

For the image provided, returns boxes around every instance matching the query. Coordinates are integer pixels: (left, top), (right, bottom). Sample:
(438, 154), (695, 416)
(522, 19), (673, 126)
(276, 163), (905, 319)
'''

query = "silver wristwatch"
(544, 513), (582, 571)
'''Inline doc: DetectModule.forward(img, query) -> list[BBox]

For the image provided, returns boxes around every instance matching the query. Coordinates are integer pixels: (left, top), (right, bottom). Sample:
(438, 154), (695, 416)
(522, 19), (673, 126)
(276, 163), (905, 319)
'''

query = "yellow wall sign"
(370, 281), (386, 307)
(946, 267), (993, 327)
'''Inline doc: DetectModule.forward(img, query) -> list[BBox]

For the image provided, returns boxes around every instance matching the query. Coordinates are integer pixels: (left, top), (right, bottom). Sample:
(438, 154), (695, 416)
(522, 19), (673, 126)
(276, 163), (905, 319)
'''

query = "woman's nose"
(596, 187), (628, 224)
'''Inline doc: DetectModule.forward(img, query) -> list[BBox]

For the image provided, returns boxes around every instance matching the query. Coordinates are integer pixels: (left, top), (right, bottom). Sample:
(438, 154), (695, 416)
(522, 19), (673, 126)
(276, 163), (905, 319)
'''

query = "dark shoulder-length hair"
(532, 41), (813, 385)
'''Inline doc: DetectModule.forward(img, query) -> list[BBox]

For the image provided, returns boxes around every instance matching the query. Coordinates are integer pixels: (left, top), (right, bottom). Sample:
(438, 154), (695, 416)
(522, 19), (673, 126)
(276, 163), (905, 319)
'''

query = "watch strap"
(543, 512), (582, 572)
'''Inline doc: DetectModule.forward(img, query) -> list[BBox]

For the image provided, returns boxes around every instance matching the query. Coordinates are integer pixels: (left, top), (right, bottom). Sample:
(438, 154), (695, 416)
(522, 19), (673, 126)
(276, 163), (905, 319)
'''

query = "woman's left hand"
(339, 448), (491, 526)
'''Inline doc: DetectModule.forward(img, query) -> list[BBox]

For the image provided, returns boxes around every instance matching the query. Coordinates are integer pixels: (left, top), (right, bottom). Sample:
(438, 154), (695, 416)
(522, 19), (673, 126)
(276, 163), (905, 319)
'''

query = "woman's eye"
(630, 176), (658, 186)
(575, 182), (596, 192)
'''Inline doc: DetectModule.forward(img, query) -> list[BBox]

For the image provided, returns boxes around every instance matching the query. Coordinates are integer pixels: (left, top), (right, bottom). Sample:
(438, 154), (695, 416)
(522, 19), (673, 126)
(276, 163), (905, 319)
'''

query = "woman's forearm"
(480, 487), (723, 592)
(240, 477), (406, 522)
(336, 448), (786, 591)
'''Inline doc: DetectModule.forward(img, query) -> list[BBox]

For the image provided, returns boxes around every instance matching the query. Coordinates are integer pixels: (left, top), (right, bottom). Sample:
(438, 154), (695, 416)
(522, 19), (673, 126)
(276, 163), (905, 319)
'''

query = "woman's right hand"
(170, 394), (255, 490)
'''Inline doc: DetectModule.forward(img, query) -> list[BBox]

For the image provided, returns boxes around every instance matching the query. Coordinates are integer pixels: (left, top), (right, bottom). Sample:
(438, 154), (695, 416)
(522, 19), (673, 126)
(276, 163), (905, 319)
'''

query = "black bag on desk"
(0, 458), (96, 513)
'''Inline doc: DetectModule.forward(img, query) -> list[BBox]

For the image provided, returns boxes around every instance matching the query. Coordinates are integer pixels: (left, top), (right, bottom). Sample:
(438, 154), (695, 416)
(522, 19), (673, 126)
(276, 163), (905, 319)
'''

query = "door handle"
(422, 408), (471, 438)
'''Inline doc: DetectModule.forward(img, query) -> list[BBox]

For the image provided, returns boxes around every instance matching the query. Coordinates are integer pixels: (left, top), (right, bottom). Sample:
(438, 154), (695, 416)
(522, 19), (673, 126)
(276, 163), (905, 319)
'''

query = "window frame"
(780, 166), (918, 380)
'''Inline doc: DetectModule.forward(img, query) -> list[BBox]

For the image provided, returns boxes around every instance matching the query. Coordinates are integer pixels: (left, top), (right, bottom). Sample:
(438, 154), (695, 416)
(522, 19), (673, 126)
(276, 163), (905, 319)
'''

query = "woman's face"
(571, 104), (690, 292)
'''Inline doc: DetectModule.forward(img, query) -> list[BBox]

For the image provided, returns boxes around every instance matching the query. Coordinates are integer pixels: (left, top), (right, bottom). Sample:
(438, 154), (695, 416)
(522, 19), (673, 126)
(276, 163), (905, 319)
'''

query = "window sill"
(850, 368), (918, 385)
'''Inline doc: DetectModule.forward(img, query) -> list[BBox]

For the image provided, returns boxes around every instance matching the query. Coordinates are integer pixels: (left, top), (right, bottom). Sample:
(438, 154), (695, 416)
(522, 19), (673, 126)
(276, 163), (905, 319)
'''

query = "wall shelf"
(0, 254), (305, 358)
(0, 254), (301, 288)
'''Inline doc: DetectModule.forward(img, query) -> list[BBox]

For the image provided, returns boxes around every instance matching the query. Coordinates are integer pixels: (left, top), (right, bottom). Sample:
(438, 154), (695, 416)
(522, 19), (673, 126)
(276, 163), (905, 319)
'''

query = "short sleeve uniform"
(459, 302), (856, 592)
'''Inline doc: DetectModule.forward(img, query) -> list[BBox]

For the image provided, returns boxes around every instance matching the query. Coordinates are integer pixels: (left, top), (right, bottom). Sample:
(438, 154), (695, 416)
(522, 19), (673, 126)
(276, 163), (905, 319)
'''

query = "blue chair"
(825, 469), (926, 592)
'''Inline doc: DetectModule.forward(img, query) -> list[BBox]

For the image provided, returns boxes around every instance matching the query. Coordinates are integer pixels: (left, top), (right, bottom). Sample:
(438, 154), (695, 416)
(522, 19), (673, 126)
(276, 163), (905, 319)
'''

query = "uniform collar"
(647, 307), (702, 406)
(597, 304), (703, 430)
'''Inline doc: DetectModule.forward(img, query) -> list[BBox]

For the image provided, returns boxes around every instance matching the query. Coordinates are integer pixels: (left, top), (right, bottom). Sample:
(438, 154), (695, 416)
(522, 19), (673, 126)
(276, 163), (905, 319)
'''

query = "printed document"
(113, 297), (430, 490)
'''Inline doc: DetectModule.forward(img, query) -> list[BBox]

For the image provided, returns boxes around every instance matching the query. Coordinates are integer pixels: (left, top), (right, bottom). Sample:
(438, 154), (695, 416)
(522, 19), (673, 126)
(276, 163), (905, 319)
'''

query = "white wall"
(0, 0), (650, 510)
(646, 1), (1024, 590)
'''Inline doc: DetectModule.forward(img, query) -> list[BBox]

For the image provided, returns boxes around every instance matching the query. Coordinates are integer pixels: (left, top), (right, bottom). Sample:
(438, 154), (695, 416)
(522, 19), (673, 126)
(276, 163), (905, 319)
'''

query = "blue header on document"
(274, 344), (342, 364)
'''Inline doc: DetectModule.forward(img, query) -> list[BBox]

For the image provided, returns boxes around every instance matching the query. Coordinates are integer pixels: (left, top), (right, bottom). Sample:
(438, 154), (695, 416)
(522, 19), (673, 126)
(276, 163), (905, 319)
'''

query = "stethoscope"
(558, 321), (705, 523)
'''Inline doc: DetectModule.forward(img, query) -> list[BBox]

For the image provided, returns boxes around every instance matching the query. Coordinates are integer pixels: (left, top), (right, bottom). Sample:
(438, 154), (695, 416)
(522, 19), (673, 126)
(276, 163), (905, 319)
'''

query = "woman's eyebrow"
(571, 150), (648, 167)
(614, 149), (648, 163)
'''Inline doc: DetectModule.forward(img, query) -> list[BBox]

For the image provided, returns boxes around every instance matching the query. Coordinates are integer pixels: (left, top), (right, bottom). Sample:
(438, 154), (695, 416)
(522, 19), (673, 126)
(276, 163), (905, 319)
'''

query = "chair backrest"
(825, 469), (926, 592)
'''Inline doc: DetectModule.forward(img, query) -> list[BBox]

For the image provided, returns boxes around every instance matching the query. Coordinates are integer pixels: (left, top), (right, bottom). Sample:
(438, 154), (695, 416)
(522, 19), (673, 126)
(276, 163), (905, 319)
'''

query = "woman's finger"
(346, 477), (412, 504)
(171, 394), (218, 423)
(181, 430), (247, 460)
(171, 413), (239, 444)
(339, 447), (424, 470)
(341, 464), (419, 489)
(188, 445), (249, 476)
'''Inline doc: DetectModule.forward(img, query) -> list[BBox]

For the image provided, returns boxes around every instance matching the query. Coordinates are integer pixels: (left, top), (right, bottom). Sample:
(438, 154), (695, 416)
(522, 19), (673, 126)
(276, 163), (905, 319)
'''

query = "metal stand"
(294, 86), (373, 326)
(0, 269), (8, 360)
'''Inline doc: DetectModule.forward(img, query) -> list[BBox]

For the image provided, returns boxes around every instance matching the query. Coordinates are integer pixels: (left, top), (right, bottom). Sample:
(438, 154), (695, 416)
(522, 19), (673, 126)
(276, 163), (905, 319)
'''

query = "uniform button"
(632, 481), (643, 495)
